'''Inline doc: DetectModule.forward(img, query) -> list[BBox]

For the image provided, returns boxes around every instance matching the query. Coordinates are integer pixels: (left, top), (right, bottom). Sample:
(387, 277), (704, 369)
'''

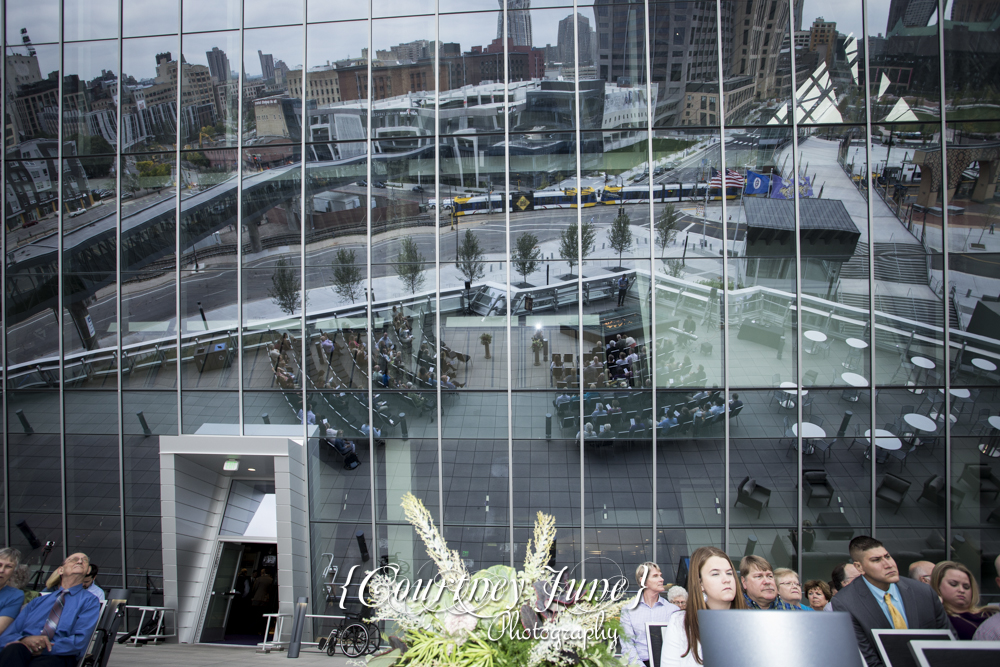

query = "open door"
(200, 542), (244, 642)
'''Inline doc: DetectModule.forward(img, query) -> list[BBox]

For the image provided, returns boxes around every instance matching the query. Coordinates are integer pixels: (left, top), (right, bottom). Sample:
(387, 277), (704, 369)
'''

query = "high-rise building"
(259, 49), (276, 81)
(497, 0), (532, 47)
(206, 46), (230, 83)
(885, 0), (937, 33)
(557, 13), (594, 67)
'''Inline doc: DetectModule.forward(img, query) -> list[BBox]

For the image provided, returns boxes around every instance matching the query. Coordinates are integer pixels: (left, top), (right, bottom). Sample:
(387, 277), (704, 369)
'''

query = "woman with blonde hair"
(929, 560), (998, 639)
(661, 546), (747, 666)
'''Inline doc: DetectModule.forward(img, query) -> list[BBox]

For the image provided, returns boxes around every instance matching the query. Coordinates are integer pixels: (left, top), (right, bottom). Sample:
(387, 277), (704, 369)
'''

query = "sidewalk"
(108, 643), (356, 667)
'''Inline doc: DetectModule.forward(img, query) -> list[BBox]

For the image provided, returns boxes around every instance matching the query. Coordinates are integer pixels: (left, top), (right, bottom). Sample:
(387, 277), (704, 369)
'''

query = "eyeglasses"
(64, 556), (88, 565)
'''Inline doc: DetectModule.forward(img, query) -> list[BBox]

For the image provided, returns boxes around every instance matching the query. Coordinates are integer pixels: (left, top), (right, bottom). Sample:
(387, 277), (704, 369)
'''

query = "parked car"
(412, 185), (424, 192)
(373, 181), (386, 188)
(355, 180), (367, 186)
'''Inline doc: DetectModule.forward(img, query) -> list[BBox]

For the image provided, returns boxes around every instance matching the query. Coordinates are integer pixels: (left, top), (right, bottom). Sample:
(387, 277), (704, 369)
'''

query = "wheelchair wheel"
(365, 623), (382, 654)
(324, 629), (339, 656)
(339, 623), (369, 658)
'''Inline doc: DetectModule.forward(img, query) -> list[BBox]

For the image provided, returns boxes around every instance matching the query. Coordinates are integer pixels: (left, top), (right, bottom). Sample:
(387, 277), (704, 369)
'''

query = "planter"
(533, 348), (540, 366)
(483, 343), (491, 359)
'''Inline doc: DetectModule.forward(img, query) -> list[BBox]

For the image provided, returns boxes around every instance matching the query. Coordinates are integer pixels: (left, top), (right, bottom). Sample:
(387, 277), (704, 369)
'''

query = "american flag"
(709, 168), (746, 188)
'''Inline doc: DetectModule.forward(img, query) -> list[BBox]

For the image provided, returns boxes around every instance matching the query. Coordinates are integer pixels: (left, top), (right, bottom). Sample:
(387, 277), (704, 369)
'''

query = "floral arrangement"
(531, 338), (545, 352)
(480, 333), (493, 345)
(366, 493), (629, 667)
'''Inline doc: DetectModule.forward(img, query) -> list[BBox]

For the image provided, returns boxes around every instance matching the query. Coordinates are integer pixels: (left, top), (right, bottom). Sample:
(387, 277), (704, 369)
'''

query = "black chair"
(729, 405), (743, 428)
(81, 590), (128, 667)
(959, 463), (1000, 501)
(917, 475), (965, 510)
(735, 476), (771, 517)
(802, 370), (819, 387)
(812, 437), (835, 462)
(803, 470), (834, 506)
(875, 474), (911, 514)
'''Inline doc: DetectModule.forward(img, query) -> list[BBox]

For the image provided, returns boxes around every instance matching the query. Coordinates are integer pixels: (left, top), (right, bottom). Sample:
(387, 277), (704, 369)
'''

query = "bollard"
(262, 413), (271, 424)
(545, 413), (552, 440)
(136, 412), (153, 437)
(15, 410), (33, 435)
(838, 411), (853, 438)
(197, 301), (209, 331)
(745, 535), (757, 556)
(542, 338), (549, 362)
(286, 596), (308, 658)
(399, 413), (408, 440)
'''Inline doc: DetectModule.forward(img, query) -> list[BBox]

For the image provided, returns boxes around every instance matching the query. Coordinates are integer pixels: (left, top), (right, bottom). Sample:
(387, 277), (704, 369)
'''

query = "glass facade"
(3, 0), (1000, 627)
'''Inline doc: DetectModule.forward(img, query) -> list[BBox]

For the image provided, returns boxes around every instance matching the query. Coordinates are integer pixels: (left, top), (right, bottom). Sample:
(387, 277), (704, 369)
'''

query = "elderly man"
(831, 537), (948, 667)
(0, 549), (24, 635)
(621, 562), (679, 667)
(0, 552), (101, 667)
(740, 555), (799, 610)
(908, 560), (934, 585)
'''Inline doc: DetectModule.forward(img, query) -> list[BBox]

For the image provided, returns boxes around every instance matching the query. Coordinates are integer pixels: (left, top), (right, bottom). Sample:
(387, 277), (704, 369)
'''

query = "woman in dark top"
(930, 560), (998, 639)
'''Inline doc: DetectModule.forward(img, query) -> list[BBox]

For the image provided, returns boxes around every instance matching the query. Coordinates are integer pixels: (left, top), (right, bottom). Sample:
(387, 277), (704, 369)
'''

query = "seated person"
(628, 418), (649, 434)
(82, 565), (104, 604)
(440, 375), (463, 390)
(709, 399), (726, 416)
(591, 403), (608, 418)
(583, 384), (600, 402)
(588, 356), (603, 368)
(297, 403), (316, 425)
(377, 332), (394, 351)
(0, 553), (100, 667)
(576, 423), (597, 439)
(607, 400), (622, 415)
(0, 548), (25, 635)
(682, 314), (697, 335)
(360, 423), (382, 438)
(404, 384), (434, 416)
(274, 365), (295, 389)
(658, 412), (678, 429)
(729, 393), (743, 410)
(398, 328), (413, 347)
(417, 368), (433, 386)
(554, 393), (573, 408)
(691, 388), (710, 402)
(320, 334), (334, 356)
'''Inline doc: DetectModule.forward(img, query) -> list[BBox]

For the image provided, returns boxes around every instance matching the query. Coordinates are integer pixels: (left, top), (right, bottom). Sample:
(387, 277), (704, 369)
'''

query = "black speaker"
(464, 280), (471, 291)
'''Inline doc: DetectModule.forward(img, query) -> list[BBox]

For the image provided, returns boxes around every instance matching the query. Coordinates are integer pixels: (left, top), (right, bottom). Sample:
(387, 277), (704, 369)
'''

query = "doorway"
(200, 542), (279, 644)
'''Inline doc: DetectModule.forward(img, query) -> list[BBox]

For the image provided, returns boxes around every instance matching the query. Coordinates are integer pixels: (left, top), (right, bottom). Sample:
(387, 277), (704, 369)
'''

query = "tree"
(511, 232), (542, 284)
(654, 204), (682, 259)
(395, 236), (426, 294)
(456, 229), (486, 284)
(665, 258), (684, 278)
(558, 219), (597, 275)
(332, 248), (365, 304)
(607, 208), (634, 266)
(268, 258), (302, 316)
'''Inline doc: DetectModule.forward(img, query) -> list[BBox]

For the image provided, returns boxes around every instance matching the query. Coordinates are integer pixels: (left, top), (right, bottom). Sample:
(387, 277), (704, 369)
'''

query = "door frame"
(196, 537), (280, 643)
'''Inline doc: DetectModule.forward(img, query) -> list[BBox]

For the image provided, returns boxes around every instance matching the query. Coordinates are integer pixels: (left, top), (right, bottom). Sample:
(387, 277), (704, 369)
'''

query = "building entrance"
(200, 541), (279, 644)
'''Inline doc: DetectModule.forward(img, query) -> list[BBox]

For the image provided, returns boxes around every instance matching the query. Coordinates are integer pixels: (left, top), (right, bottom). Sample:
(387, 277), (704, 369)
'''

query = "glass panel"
(5, 0), (60, 45)
(444, 435), (509, 527)
(866, 0), (942, 124)
(5, 43), (61, 148)
(122, 35), (181, 154)
(65, 391), (120, 514)
(181, 32), (241, 148)
(244, 0), (304, 29)
(306, 1), (366, 24)
(124, 0), (180, 38)
(64, 0), (119, 42)
(243, 26), (303, 143)
(61, 41), (119, 157)
(183, 0), (240, 33)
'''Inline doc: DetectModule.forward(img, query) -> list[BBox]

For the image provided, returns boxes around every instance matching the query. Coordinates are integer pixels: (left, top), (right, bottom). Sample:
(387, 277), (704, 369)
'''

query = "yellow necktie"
(884, 593), (907, 629)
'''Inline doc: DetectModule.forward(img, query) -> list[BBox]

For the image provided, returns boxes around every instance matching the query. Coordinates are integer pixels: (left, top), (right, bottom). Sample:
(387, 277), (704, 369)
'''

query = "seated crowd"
(0, 548), (105, 667)
(621, 536), (1000, 667)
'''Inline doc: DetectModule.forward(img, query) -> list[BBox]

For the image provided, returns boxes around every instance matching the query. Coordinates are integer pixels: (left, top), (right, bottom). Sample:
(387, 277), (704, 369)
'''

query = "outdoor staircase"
(839, 291), (960, 330)
(840, 242), (869, 279)
(872, 242), (929, 284)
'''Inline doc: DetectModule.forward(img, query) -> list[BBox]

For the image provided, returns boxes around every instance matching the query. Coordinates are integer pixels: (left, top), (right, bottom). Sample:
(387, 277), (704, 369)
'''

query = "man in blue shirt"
(81, 565), (104, 604)
(0, 552), (101, 667)
(0, 549), (25, 636)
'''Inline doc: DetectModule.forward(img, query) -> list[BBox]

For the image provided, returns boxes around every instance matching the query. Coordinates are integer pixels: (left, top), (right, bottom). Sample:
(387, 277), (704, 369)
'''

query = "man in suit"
(831, 536), (948, 667)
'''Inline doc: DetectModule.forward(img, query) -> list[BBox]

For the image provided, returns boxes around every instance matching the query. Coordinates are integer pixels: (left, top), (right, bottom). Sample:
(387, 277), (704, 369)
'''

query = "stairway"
(872, 243), (929, 284)
(840, 242), (869, 279)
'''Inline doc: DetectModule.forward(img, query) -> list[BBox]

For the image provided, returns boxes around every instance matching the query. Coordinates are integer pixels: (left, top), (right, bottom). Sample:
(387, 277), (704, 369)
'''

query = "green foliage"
(394, 236), (426, 294)
(186, 152), (210, 168)
(607, 209), (634, 267)
(699, 277), (741, 290)
(558, 219), (597, 274)
(511, 232), (541, 283)
(665, 258), (684, 278)
(267, 258), (302, 315)
(456, 229), (486, 284)
(332, 248), (365, 304)
(654, 203), (681, 257)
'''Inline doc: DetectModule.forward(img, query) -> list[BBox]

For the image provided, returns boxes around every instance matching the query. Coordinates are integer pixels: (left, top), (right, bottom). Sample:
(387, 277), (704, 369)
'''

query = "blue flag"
(769, 175), (814, 199)
(770, 175), (788, 199)
(744, 171), (770, 195)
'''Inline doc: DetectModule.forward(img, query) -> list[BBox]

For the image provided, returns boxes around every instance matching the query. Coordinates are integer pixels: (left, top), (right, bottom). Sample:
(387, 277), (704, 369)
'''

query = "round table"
(908, 356), (935, 393)
(865, 429), (902, 451)
(844, 338), (868, 369)
(980, 415), (1000, 458)
(928, 387), (969, 424)
(903, 413), (937, 433)
(804, 330), (827, 354)
(792, 423), (827, 438)
(842, 372), (868, 387)
(779, 382), (806, 409)
(840, 372), (868, 402)
(972, 358), (997, 381)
